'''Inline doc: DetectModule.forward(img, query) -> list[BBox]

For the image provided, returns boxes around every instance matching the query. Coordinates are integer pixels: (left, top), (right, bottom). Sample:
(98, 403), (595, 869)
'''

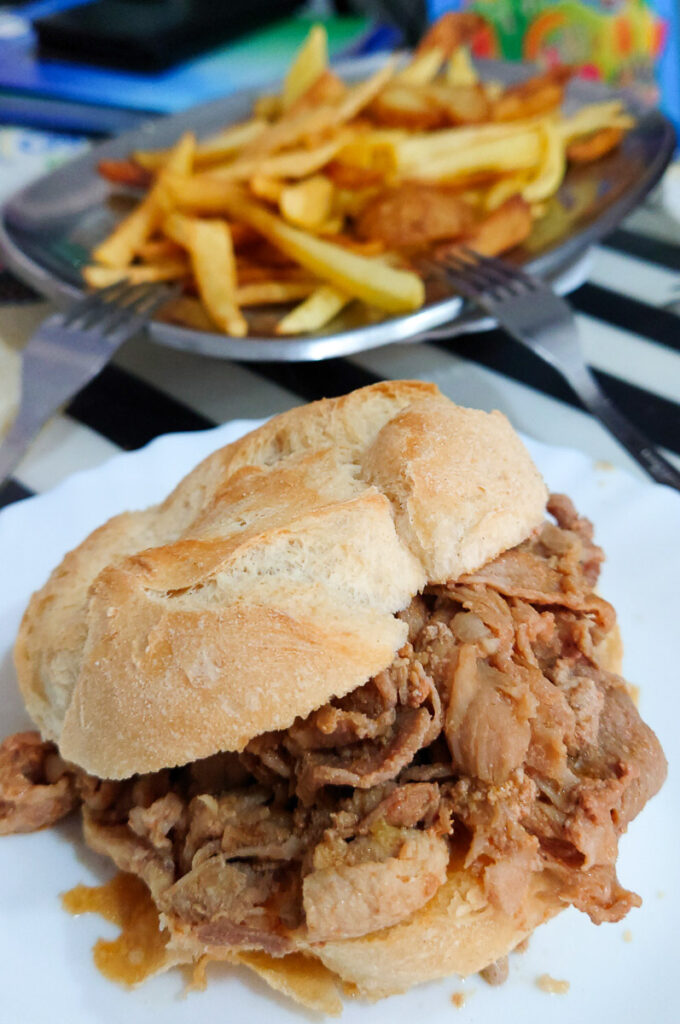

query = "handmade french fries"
(164, 212), (247, 336)
(283, 24), (328, 109)
(275, 284), (349, 335)
(88, 14), (636, 337)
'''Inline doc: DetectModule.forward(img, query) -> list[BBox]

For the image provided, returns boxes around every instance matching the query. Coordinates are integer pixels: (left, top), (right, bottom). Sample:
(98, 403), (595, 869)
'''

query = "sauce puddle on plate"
(62, 872), (169, 985)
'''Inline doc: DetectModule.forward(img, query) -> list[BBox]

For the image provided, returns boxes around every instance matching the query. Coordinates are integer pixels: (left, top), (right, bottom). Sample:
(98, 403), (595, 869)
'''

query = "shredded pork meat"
(0, 495), (667, 956)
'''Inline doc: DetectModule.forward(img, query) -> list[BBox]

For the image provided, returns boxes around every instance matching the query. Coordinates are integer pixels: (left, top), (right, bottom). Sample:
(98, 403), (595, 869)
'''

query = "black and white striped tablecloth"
(1, 203), (679, 509)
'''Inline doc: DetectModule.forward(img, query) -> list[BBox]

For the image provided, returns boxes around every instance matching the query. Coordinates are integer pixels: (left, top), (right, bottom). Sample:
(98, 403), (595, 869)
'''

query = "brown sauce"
(62, 872), (169, 986)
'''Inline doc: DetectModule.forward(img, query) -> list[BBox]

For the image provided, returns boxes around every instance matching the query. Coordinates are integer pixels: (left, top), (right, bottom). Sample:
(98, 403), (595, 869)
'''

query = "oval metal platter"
(0, 56), (675, 362)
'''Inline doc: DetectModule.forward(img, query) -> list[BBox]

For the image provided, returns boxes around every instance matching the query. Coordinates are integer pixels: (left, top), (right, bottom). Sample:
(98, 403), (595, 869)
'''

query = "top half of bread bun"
(15, 381), (547, 779)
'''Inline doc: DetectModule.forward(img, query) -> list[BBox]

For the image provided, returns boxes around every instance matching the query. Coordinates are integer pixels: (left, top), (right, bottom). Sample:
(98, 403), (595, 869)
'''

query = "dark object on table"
(336, 0), (426, 47)
(34, 0), (303, 72)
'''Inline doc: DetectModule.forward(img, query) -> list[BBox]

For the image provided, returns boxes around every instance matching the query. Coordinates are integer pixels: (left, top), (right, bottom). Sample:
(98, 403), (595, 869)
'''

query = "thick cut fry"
(241, 63), (394, 161)
(164, 172), (250, 213)
(522, 120), (565, 203)
(91, 200), (160, 269)
(566, 125), (625, 163)
(275, 284), (349, 334)
(165, 213), (247, 336)
(446, 46), (478, 87)
(93, 132), (195, 267)
(396, 47), (444, 86)
(190, 121), (268, 167)
(162, 211), (193, 248)
(336, 62), (397, 122)
(283, 24), (328, 110)
(408, 128), (543, 182)
(83, 259), (189, 287)
(279, 175), (334, 230)
(394, 118), (547, 172)
(357, 183), (474, 247)
(208, 136), (346, 182)
(237, 281), (317, 306)
(216, 190), (424, 313)
(484, 172), (529, 211)
(416, 11), (484, 57)
(559, 100), (631, 144)
(250, 176), (285, 203)
(147, 130), (196, 178)
(134, 120), (266, 171)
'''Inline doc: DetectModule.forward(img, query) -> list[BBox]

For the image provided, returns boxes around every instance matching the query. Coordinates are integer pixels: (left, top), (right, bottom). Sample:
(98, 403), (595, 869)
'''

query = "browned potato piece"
(457, 194), (533, 256)
(416, 12), (485, 57)
(493, 68), (573, 122)
(566, 126), (624, 164)
(325, 161), (384, 188)
(97, 159), (151, 188)
(370, 84), (444, 131)
(288, 70), (347, 114)
(425, 83), (490, 125)
(356, 183), (475, 247)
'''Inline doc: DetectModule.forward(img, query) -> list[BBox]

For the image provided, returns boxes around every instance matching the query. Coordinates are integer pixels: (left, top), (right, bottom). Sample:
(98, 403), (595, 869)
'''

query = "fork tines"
(430, 248), (542, 302)
(63, 279), (179, 338)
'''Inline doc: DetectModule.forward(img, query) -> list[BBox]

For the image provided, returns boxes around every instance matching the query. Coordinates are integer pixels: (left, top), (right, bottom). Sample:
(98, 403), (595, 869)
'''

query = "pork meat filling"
(0, 495), (667, 953)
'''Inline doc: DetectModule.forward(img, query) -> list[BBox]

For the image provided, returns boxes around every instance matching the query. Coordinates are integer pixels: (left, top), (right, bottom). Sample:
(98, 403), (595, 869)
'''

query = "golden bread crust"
(15, 381), (547, 777)
(308, 867), (563, 999)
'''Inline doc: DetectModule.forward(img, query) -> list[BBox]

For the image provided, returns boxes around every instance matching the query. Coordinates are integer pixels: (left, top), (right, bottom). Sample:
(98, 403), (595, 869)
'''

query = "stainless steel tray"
(0, 56), (674, 362)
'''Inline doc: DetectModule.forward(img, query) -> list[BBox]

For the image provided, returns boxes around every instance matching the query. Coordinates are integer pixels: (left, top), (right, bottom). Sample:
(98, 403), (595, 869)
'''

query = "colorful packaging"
(427, 1), (680, 130)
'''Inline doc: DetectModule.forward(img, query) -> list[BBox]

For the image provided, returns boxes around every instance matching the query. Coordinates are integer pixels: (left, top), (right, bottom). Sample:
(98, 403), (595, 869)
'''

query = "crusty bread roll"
(15, 381), (546, 778)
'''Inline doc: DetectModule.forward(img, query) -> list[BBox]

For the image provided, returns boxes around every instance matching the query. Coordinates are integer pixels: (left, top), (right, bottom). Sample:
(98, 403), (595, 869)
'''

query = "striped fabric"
(1, 215), (679, 510)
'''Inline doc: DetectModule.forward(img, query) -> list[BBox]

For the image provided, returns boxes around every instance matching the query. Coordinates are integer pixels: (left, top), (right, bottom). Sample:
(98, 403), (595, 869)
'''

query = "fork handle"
(562, 362), (680, 490)
(0, 415), (39, 489)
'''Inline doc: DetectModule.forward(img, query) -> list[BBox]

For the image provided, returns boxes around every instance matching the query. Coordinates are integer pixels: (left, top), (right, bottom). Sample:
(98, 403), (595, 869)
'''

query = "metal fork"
(0, 279), (177, 487)
(433, 249), (680, 491)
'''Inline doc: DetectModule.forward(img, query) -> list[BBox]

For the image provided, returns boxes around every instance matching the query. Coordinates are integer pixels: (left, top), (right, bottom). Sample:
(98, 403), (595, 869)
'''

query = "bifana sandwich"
(0, 381), (666, 1014)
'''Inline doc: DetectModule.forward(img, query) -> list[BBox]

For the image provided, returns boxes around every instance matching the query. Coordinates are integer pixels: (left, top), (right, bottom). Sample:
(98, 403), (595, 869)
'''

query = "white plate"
(0, 421), (677, 1024)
